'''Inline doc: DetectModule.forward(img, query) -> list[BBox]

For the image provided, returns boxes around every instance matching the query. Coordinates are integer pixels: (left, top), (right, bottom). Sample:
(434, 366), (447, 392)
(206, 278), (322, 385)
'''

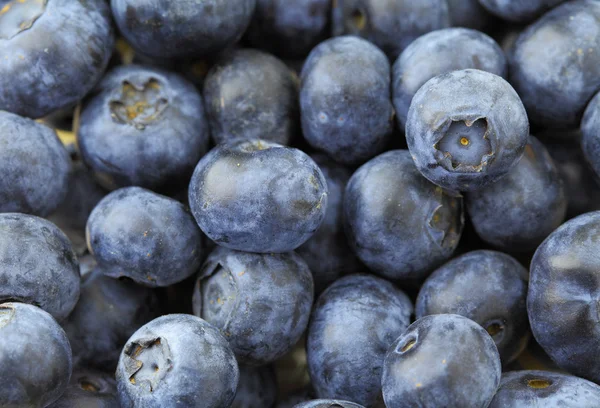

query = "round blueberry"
(116, 314), (239, 408)
(188, 139), (328, 253)
(193, 246), (314, 365)
(343, 150), (463, 280)
(479, 0), (567, 23)
(382, 314), (501, 408)
(49, 368), (118, 408)
(86, 187), (203, 287)
(294, 401), (365, 408)
(231, 365), (277, 408)
(406, 69), (529, 192)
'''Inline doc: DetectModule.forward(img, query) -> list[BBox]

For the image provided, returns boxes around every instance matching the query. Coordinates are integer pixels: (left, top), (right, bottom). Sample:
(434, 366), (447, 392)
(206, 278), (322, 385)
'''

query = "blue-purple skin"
(48, 368), (118, 408)
(0, 111), (71, 216)
(446, 0), (493, 30)
(466, 136), (567, 252)
(0, 213), (80, 321)
(406, 69), (529, 192)
(307, 274), (413, 407)
(245, 0), (330, 60)
(193, 246), (314, 366)
(393, 28), (507, 131)
(294, 401), (365, 408)
(297, 154), (362, 294)
(343, 150), (464, 281)
(581, 91), (600, 182)
(203, 49), (299, 146)
(479, 0), (567, 23)
(489, 370), (600, 408)
(382, 314), (501, 408)
(188, 139), (328, 253)
(62, 268), (161, 372)
(111, 0), (255, 59)
(116, 314), (239, 408)
(416, 250), (530, 365)
(508, 0), (600, 128)
(78, 65), (210, 191)
(331, 0), (450, 60)
(300, 36), (393, 166)
(0, 302), (72, 408)
(231, 365), (278, 408)
(528, 211), (600, 383)
(86, 187), (203, 287)
(0, 0), (113, 119)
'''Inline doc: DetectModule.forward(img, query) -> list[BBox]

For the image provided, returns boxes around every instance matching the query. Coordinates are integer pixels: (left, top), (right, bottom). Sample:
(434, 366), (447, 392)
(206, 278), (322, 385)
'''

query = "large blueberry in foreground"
(0, 111), (71, 216)
(87, 187), (203, 287)
(231, 365), (278, 408)
(188, 139), (328, 253)
(382, 314), (501, 408)
(78, 65), (210, 191)
(193, 246), (314, 365)
(49, 368), (118, 408)
(344, 150), (463, 280)
(294, 401), (365, 408)
(0, 0), (114, 118)
(116, 314), (239, 408)
(406, 69), (529, 191)
(307, 274), (413, 407)
(479, 0), (566, 22)
(0, 303), (72, 408)
(0, 213), (80, 321)
(528, 211), (600, 383)
(489, 370), (600, 407)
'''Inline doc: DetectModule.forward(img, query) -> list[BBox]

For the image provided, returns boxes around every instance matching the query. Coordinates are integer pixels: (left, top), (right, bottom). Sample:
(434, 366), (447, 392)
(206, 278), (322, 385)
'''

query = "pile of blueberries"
(3, 0), (600, 407)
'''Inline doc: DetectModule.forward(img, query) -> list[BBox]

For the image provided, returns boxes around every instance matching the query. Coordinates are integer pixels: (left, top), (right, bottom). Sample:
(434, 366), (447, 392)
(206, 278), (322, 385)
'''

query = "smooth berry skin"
(48, 368), (118, 408)
(479, 0), (567, 23)
(294, 401), (365, 408)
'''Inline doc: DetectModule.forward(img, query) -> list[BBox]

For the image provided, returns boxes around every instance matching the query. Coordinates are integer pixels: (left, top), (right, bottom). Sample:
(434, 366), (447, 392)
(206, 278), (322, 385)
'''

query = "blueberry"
(382, 314), (501, 408)
(581, 91), (600, 180)
(343, 150), (463, 280)
(416, 250), (530, 364)
(307, 274), (413, 407)
(86, 187), (203, 287)
(466, 136), (567, 252)
(0, 302), (72, 407)
(489, 370), (600, 408)
(479, 0), (567, 23)
(49, 368), (118, 408)
(231, 365), (278, 408)
(111, 0), (256, 59)
(116, 314), (239, 408)
(0, 213), (80, 321)
(294, 401), (365, 408)
(331, 0), (450, 60)
(188, 139), (328, 253)
(78, 65), (210, 191)
(406, 69), (529, 192)
(446, 0), (493, 30)
(300, 36), (393, 165)
(393, 28), (507, 131)
(193, 246), (314, 365)
(203, 49), (299, 146)
(0, 111), (71, 216)
(62, 268), (160, 371)
(508, 0), (600, 128)
(528, 211), (600, 383)
(0, 0), (114, 118)
(297, 155), (362, 293)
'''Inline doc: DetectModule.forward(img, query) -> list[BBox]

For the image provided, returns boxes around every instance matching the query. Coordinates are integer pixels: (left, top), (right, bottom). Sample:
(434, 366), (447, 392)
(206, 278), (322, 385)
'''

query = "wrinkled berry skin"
(382, 314), (501, 408)
(406, 69), (529, 192)
(446, 0), (492, 30)
(331, 0), (450, 60)
(297, 155), (362, 293)
(294, 401), (365, 408)
(193, 246), (314, 366)
(188, 139), (328, 253)
(0, 111), (71, 216)
(0, 302), (72, 408)
(87, 187), (203, 287)
(63, 268), (161, 371)
(111, 0), (256, 59)
(416, 250), (530, 365)
(343, 150), (463, 280)
(528, 211), (600, 383)
(0, 213), (80, 321)
(49, 368), (118, 408)
(78, 65), (210, 191)
(479, 0), (566, 23)
(581, 91), (600, 182)
(231, 365), (278, 408)
(116, 314), (239, 408)
(307, 274), (413, 407)
(393, 28), (506, 131)
(466, 136), (567, 252)
(203, 49), (298, 146)
(508, 0), (600, 128)
(0, 0), (114, 118)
